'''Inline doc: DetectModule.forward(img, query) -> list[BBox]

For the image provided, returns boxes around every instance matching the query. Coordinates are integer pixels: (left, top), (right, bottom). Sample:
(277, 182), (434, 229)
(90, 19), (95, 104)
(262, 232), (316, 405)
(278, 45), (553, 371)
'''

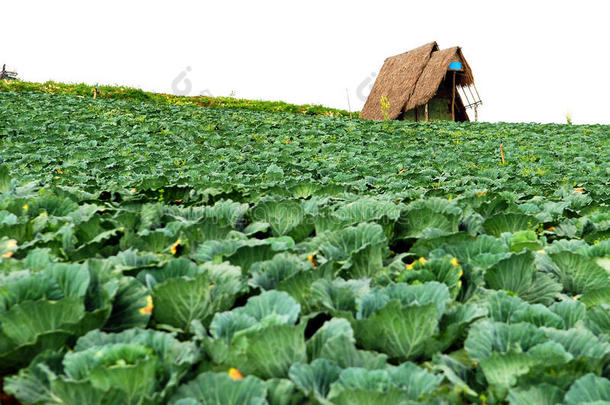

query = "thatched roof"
(360, 43), (475, 120)
(360, 42), (438, 120)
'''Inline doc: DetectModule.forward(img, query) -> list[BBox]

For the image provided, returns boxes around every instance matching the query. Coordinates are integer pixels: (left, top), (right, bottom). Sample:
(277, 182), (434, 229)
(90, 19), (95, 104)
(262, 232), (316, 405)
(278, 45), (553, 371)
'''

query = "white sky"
(4, 0), (610, 124)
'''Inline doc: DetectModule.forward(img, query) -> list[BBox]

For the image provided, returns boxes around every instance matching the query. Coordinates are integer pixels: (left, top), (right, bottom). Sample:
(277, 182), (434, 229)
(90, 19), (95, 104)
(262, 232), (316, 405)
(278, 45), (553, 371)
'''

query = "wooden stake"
(345, 88), (352, 119)
(451, 71), (456, 121)
(500, 143), (505, 164)
(424, 103), (429, 122)
(474, 105), (478, 122)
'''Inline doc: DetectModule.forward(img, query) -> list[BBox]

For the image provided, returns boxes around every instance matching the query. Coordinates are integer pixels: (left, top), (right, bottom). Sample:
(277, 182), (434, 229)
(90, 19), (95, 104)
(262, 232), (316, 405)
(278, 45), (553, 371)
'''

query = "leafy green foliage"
(0, 80), (353, 117)
(0, 90), (608, 404)
(169, 372), (268, 405)
(5, 328), (198, 405)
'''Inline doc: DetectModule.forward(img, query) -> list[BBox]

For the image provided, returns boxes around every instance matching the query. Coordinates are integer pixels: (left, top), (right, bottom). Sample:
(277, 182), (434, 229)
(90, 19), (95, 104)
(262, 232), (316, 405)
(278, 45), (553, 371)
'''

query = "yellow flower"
(457, 280), (462, 288)
(56, 168), (63, 174)
(405, 262), (414, 270)
(228, 368), (243, 380)
(418, 257), (427, 265)
(170, 239), (182, 255)
(473, 361), (478, 368)
(139, 296), (153, 315)
(477, 190), (487, 197)
(451, 257), (459, 267)
(2, 239), (18, 258)
(22, 204), (29, 211)
(458, 270), (463, 278)
(131, 188), (137, 193)
(308, 254), (317, 268)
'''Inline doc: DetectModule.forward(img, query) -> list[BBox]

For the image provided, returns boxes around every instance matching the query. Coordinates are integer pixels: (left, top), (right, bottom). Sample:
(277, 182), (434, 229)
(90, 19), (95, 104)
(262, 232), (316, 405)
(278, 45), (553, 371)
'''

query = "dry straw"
(361, 42), (474, 121)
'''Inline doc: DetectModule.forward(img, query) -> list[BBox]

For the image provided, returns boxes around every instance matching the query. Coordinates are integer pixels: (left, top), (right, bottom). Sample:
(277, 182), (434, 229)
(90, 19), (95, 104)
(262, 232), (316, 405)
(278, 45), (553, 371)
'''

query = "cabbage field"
(0, 90), (609, 404)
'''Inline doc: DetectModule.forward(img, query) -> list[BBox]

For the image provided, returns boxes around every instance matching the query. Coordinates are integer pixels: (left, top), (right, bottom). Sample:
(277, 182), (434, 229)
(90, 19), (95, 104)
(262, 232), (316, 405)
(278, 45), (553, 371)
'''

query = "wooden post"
(424, 103), (429, 122)
(345, 88), (352, 119)
(474, 105), (478, 122)
(451, 71), (456, 121)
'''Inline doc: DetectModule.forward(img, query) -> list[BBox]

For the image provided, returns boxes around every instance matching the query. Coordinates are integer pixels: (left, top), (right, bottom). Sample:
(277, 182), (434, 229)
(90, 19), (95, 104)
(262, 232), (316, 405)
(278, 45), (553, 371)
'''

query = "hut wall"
(402, 105), (424, 121)
(401, 96), (452, 122)
(429, 97), (453, 120)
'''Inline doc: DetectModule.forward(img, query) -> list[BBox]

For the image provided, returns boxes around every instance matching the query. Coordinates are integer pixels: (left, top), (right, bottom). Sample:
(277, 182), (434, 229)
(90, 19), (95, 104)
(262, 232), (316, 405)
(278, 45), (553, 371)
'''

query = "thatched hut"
(360, 42), (481, 122)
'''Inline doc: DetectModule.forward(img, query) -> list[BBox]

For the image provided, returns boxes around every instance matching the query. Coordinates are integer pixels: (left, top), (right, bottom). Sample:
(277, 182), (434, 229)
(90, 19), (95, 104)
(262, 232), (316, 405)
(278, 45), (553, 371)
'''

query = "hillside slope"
(1, 91), (608, 199)
(0, 80), (354, 117)
(0, 91), (609, 405)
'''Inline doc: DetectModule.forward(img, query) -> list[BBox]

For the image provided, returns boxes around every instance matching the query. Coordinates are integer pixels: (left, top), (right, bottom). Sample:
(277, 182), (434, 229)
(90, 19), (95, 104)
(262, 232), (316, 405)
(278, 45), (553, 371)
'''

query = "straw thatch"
(404, 47), (473, 111)
(360, 43), (475, 121)
(360, 42), (438, 121)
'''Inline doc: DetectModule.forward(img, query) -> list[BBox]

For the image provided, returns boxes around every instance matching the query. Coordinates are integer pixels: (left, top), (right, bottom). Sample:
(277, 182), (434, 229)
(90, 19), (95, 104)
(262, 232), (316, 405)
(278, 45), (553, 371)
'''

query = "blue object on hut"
(448, 62), (462, 71)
